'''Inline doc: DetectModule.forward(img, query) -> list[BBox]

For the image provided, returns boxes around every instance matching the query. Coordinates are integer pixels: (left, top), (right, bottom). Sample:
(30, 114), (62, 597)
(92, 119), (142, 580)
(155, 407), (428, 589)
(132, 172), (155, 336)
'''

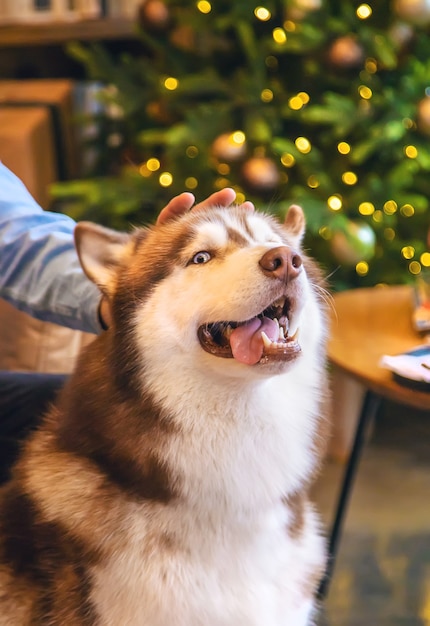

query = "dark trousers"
(0, 372), (66, 483)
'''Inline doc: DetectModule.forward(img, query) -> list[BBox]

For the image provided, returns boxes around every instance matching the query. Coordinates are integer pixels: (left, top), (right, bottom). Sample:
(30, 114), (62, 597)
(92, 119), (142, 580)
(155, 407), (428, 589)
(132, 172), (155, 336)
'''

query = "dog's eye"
(192, 251), (212, 265)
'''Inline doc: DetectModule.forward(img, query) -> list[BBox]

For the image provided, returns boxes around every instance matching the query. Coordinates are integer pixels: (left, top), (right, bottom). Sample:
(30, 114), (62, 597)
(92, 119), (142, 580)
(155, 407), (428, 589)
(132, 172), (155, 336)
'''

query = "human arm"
(0, 163), (253, 333)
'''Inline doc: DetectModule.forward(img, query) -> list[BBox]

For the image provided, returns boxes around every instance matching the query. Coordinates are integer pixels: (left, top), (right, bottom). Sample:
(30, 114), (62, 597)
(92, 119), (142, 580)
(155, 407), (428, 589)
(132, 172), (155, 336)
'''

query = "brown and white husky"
(0, 203), (330, 625)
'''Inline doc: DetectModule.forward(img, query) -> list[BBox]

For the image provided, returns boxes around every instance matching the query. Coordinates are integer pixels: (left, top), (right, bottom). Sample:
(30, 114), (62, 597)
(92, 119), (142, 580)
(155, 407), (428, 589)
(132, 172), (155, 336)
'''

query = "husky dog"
(0, 204), (330, 626)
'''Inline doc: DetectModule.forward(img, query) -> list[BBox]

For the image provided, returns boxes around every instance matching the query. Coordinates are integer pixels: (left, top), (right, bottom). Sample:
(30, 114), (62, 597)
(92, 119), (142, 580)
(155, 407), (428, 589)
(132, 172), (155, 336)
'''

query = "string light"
(164, 77), (179, 90)
(319, 226), (331, 240)
(185, 177), (198, 189)
(327, 195), (343, 211)
(337, 141), (351, 154)
(421, 252), (430, 266)
(273, 28), (287, 44)
(147, 158), (161, 171)
(342, 171), (358, 185)
(404, 145), (418, 158)
(373, 210), (383, 223)
(409, 261), (421, 275)
(289, 95), (305, 110)
(255, 6), (271, 21)
(217, 163), (230, 174)
(356, 4), (372, 19)
(358, 85), (372, 99)
(383, 200), (397, 214)
(384, 228), (396, 240)
(356, 261), (369, 275)
(186, 146), (199, 158)
(197, 1), (211, 14)
(359, 201), (375, 216)
(365, 58), (377, 73)
(401, 246), (415, 259)
(261, 89), (274, 102)
(295, 136), (311, 153)
(159, 172), (173, 187)
(283, 20), (296, 32)
(265, 55), (278, 69)
(281, 153), (295, 167)
(400, 203), (415, 217)
(307, 175), (319, 188)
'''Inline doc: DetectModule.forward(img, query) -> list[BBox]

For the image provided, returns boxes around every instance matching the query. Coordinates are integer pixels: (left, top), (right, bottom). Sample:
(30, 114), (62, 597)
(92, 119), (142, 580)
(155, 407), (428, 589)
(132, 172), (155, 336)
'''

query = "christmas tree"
(52, 0), (430, 289)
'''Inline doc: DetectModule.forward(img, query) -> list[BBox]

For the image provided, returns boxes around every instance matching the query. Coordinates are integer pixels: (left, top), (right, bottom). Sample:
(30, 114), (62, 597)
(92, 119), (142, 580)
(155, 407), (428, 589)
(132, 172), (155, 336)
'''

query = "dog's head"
(74, 205), (327, 383)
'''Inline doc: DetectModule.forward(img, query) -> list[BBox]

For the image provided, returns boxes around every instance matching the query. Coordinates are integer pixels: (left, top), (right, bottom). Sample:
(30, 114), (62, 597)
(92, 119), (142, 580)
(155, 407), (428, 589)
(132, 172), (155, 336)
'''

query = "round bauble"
(138, 0), (171, 31)
(393, 0), (430, 24)
(327, 35), (364, 69)
(211, 133), (247, 162)
(417, 97), (430, 135)
(241, 157), (281, 192)
(331, 220), (376, 265)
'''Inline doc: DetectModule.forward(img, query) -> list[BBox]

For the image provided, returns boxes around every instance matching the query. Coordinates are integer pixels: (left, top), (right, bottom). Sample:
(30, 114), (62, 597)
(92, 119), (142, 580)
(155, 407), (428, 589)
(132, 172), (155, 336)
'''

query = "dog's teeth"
(274, 297), (285, 308)
(279, 325), (285, 341)
(225, 324), (233, 338)
(261, 331), (273, 349)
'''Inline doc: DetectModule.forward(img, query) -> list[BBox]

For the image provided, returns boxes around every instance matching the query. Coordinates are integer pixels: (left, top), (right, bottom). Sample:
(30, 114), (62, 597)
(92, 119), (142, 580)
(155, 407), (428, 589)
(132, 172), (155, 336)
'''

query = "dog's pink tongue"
(230, 317), (279, 365)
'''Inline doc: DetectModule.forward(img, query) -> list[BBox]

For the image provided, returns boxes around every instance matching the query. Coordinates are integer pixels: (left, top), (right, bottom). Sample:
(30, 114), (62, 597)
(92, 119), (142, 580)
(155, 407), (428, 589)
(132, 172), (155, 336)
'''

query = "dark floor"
(314, 401), (430, 626)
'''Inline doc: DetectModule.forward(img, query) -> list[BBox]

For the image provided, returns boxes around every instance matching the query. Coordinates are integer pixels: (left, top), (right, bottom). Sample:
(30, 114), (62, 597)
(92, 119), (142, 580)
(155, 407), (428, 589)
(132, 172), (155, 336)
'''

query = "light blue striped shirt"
(0, 162), (102, 334)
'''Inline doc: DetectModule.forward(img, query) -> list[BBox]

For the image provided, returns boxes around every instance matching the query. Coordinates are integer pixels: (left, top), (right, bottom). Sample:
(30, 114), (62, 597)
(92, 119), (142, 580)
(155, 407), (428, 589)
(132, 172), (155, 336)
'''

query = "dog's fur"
(0, 204), (330, 625)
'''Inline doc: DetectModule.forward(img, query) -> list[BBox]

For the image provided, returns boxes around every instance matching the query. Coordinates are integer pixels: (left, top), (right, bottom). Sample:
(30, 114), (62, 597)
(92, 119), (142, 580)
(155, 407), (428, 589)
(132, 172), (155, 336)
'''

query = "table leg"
(317, 390), (382, 600)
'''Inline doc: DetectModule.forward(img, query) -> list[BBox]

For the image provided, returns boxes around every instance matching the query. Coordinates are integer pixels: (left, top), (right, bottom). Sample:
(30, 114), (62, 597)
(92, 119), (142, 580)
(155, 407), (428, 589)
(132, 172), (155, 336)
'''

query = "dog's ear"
(74, 222), (132, 295)
(283, 204), (306, 247)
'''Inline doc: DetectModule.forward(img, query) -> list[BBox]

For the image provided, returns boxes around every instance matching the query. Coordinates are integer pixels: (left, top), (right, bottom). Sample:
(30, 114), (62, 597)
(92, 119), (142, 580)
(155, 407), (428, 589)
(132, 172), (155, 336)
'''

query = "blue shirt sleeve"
(0, 162), (102, 334)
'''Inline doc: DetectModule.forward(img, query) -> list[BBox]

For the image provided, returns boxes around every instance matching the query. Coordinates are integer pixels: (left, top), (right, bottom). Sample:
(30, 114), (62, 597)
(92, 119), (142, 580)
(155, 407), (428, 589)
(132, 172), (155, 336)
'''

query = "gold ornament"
(327, 35), (364, 69)
(241, 157), (281, 191)
(393, 0), (430, 24)
(211, 133), (247, 162)
(138, 0), (171, 31)
(331, 220), (376, 265)
(417, 97), (430, 135)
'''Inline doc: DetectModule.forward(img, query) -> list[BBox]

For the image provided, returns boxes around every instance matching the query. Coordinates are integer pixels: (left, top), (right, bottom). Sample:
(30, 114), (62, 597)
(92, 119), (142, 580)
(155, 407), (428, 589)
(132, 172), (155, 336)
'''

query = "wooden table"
(319, 284), (430, 598)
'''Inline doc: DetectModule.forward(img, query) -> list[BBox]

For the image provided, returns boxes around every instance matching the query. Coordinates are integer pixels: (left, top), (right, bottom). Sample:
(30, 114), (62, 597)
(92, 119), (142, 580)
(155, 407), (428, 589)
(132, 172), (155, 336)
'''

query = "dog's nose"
(259, 246), (303, 281)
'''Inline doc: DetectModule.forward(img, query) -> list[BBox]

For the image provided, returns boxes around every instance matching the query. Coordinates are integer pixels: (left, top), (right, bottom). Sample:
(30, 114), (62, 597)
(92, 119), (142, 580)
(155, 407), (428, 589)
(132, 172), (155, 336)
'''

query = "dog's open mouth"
(197, 297), (301, 365)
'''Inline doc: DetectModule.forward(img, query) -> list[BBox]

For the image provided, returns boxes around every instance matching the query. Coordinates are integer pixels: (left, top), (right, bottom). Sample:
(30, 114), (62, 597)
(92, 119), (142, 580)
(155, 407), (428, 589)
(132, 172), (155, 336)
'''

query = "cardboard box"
(0, 79), (77, 180)
(0, 106), (56, 208)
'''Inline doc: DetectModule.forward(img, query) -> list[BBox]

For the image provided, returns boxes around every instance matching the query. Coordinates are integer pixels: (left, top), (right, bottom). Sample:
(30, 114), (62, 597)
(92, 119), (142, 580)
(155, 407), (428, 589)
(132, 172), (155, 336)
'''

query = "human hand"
(156, 188), (255, 225)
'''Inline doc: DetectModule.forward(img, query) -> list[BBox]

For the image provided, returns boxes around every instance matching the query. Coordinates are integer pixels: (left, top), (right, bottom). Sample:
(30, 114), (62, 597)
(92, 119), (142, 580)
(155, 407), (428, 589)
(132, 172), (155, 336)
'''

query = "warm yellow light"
(359, 85), (373, 99)
(372, 210), (383, 223)
(261, 88), (274, 102)
(295, 136), (311, 153)
(383, 200), (398, 214)
(357, 4), (372, 19)
(337, 141), (351, 155)
(232, 130), (246, 145)
(404, 145), (418, 158)
(400, 203), (415, 217)
(186, 145), (199, 158)
(281, 153), (295, 167)
(401, 246), (415, 259)
(365, 58), (377, 73)
(185, 176), (198, 189)
(384, 228), (396, 240)
(146, 158), (161, 171)
(289, 96), (304, 110)
(359, 201), (375, 216)
(273, 27), (287, 44)
(164, 77), (179, 90)
(283, 20), (296, 32)
(217, 163), (230, 174)
(328, 195), (342, 211)
(342, 171), (358, 185)
(356, 261), (369, 276)
(235, 191), (246, 204)
(307, 175), (319, 188)
(215, 177), (230, 189)
(298, 91), (310, 104)
(409, 261), (421, 275)
(197, 0), (211, 13)
(421, 252), (430, 266)
(403, 117), (415, 129)
(159, 172), (173, 187)
(255, 6), (271, 21)
(138, 163), (151, 177)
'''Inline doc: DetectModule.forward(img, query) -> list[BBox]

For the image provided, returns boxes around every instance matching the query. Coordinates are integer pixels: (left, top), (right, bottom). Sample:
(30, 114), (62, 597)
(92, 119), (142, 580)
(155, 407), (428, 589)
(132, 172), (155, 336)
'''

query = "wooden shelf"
(0, 18), (137, 48)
